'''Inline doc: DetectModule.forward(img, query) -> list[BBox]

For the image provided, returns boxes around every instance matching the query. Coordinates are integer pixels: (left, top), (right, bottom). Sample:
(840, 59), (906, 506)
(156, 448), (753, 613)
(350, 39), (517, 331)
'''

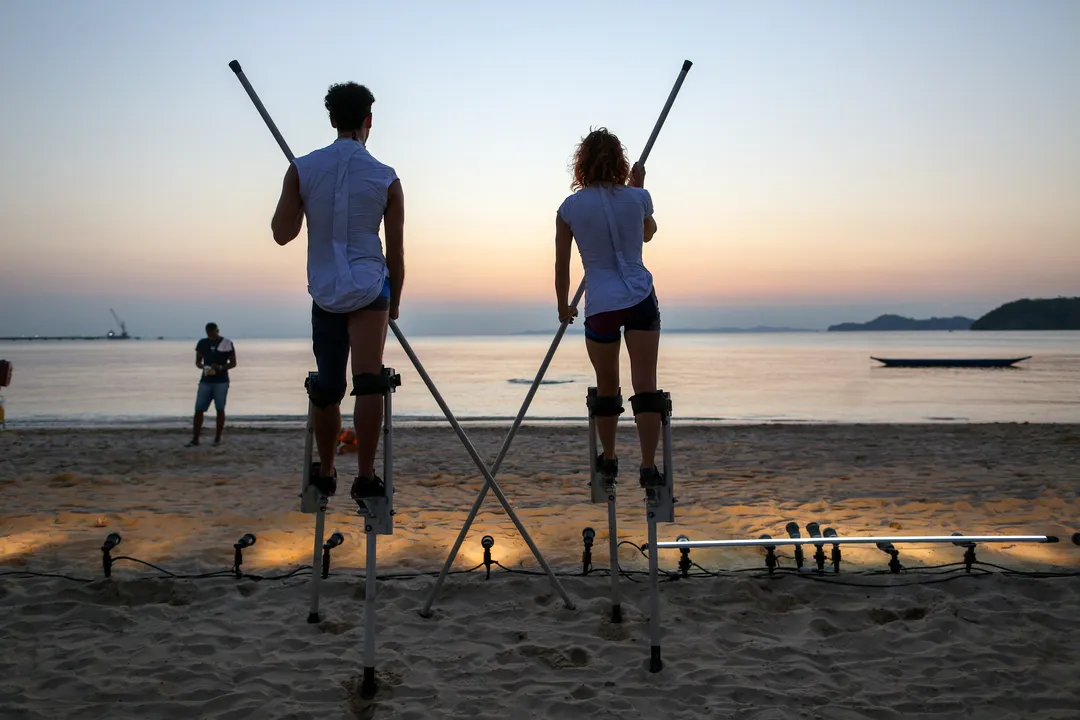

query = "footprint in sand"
(870, 607), (928, 625)
(597, 621), (630, 642)
(318, 620), (356, 635)
(518, 645), (590, 669)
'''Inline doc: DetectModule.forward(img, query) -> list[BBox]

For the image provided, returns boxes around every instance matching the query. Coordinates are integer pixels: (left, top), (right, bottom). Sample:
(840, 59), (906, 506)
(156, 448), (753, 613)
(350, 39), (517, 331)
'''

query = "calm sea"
(0, 331), (1077, 428)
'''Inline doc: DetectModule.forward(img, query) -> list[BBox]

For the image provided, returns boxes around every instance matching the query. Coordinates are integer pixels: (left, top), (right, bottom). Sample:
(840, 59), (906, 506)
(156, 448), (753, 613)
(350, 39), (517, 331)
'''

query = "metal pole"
(361, 529), (378, 699)
(662, 406), (674, 494)
(647, 517), (662, 673)
(607, 494), (622, 623)
(383, 371), (393, 499)
(307, 499), (327, 624)
(420, 58), (693, 612)
(589, 386), (621, 623)
(302, 391), (314, 502)
(639, 59), (693, 165)
(228, 61), (295, 163)
(391, 323), (575, 612)
(303, 384), (328, 624)
(419, 282), (586, 614)
(588, 391), (599, 492)
(655, 535), (1060, 549)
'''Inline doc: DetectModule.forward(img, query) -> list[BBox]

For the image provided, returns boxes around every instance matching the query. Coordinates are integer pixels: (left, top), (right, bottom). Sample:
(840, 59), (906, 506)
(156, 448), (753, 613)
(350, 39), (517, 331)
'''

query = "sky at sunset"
(1, 1), (1077, 337)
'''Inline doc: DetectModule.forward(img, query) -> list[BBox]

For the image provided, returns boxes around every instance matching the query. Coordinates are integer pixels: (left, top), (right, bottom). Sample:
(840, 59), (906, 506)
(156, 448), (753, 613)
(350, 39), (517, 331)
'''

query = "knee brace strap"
(351, 372), (392, 396)
(587, 393), (624, 417)
(308, 379), (346, 409)
(630, 391), (669, 416)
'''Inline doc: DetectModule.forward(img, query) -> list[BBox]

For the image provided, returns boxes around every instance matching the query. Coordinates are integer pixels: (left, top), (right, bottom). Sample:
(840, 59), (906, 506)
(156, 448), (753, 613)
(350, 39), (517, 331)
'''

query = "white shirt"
(558, 184), (655, 317)
(294, 139), (398, 313)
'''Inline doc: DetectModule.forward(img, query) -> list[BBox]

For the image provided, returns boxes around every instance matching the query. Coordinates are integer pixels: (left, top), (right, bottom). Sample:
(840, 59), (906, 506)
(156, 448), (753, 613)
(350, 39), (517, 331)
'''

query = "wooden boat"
(871, 356), (1031, 368)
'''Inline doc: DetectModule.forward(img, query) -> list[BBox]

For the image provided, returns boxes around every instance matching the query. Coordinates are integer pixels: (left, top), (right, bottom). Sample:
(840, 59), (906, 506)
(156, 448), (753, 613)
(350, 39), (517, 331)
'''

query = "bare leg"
(585, 337), (622, 460)
(215, 411), (225, 443)
(191, 411), (204, 444)
(624, 329), (661, 468)
(347, 309), (390, 478)
(312, 405), (341, 476)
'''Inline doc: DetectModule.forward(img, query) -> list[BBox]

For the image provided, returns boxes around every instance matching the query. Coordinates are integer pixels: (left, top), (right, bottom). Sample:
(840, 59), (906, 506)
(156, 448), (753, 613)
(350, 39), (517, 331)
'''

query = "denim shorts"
(583, 289), (662, 343)
(195, 382), (229, 413)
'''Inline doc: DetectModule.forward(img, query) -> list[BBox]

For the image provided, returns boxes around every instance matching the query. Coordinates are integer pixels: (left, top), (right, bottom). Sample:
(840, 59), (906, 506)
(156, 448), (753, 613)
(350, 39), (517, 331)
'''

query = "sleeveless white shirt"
(294, 139), (398, 313)
(557, 185), (655, 317)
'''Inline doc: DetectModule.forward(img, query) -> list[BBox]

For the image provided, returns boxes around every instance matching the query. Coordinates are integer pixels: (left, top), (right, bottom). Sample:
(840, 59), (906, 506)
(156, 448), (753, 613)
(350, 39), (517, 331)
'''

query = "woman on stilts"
(554, 127), (667, 490)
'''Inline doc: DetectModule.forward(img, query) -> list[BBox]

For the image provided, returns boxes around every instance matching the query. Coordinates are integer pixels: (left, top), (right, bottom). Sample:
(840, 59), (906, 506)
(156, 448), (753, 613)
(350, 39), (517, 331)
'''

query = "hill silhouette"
(971, 297), (1080, 330)
(828, 314), (973, 332)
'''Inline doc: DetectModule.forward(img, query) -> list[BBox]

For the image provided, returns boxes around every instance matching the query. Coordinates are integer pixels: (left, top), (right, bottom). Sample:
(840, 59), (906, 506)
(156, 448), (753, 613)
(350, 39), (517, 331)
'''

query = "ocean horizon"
(1, 330), (1076, 429)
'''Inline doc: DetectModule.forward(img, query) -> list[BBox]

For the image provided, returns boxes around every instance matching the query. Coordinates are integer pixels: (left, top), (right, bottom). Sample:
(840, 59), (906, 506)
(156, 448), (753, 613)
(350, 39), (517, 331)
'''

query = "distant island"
(512, 326), (815, 335)
(827, 314), (973, 332)
(971, 297), (1080, 331)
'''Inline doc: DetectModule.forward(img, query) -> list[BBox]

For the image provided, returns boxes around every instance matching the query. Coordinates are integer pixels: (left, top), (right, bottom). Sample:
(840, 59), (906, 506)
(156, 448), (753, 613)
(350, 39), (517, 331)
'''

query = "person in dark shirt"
(187, 322), (237, 447)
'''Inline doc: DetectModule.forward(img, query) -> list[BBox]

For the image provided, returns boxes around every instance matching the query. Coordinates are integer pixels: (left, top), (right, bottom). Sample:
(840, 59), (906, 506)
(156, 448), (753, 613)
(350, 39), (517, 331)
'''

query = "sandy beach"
(2, 423), (1079, 719)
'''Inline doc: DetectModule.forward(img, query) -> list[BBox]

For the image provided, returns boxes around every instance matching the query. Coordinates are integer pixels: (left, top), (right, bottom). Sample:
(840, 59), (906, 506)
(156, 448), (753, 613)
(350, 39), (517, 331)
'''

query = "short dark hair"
(205, 322), (218, 333)
(324, 82), (375, 131)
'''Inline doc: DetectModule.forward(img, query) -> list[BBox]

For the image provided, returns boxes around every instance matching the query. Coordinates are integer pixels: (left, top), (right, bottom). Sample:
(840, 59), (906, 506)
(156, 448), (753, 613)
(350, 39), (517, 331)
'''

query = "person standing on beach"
(188, 322), (236, 447)
(554, 128), (665, 488)
(270, 81), (405, 507)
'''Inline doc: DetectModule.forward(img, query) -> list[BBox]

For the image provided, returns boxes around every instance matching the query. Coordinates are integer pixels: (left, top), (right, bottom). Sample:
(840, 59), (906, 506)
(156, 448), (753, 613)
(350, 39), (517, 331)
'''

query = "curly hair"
(570, 127), (630, 190)
(324, 82), (375, 132)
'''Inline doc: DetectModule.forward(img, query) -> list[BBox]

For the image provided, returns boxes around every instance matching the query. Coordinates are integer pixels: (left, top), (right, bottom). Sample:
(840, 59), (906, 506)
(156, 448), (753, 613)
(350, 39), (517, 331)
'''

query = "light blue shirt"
(295, 139), (398, 313)
(558, 184), (655, 317)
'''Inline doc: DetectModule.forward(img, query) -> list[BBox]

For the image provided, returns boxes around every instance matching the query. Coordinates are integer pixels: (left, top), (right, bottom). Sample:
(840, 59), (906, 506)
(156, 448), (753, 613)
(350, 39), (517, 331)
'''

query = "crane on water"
(108, 309), (130, 340)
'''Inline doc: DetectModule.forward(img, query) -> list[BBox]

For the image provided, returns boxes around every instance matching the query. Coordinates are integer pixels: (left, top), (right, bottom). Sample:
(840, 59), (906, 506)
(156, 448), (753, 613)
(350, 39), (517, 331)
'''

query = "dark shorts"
(309, 280), (390, 405)
(584, 289), (661, 344)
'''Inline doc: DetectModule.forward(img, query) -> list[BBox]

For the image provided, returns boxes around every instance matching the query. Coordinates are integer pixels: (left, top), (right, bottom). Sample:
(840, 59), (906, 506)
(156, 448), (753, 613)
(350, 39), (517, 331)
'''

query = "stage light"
(101, 533), (121, 578)
(481, 536), (495, 579)
(876, 542), (902, 574)
(321, 532), (345, 579)
(806, 522), (826, 572)
(233, 533), (257, 579)
(581, 527), (595, 575)
(952, 532), (977, 572)
(824, 527), (842, 573)
(675, 535), (692, 578)
(785, 522), (804, 570)
(759, 534), (777, 574)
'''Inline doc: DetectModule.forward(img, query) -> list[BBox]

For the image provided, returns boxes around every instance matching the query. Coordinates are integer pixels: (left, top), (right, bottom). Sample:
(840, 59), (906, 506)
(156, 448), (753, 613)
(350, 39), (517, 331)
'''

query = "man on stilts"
(270, 81), (405, 506)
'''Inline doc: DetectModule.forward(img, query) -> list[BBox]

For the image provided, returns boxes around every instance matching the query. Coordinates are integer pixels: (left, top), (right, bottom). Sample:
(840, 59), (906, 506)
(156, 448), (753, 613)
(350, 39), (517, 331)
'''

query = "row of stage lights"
(100, 531), (345, 579)
(588, 524), (1080, 577)
(94, 528), (1080, 581)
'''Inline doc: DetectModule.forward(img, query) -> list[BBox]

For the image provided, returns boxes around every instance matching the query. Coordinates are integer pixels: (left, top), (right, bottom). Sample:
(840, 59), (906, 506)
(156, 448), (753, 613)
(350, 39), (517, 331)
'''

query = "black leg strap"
(630, 391), (670, 417)
(587, 392), (624, 417)
(351, 367), (402, 396)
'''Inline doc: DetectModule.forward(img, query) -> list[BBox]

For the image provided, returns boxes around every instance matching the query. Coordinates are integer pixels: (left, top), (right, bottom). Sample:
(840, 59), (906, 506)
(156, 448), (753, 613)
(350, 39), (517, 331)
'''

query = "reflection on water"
(1, 331), (1077, 426)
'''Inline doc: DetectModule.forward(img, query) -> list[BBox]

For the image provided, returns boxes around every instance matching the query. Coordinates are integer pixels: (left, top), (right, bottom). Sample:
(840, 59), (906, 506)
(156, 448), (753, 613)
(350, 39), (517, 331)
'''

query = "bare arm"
(384, 179), (405, 319)
(629, 164), (658, 243)
(195, 350), (204, 369)
(554, 214), (576, 322)
(271, 164), (303, 246)
(644, 215), (657, 243)
(225, 349), (237, 370)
